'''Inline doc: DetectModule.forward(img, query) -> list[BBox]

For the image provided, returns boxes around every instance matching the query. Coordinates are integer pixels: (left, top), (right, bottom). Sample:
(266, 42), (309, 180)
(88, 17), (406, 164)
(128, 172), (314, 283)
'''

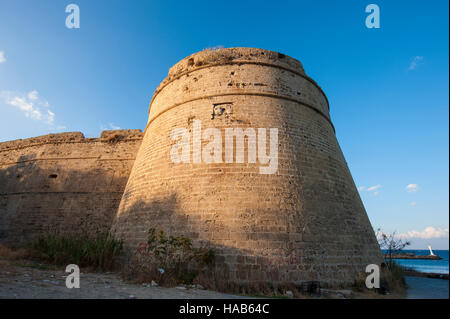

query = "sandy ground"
(405, 276), (449, 299)
(0, 259), (249, 299)
(2, 258), (444, 299)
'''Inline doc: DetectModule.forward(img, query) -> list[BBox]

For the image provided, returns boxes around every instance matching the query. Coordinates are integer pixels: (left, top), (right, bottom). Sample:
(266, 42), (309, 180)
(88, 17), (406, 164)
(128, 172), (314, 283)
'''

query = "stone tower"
(111, 48), (383, 287)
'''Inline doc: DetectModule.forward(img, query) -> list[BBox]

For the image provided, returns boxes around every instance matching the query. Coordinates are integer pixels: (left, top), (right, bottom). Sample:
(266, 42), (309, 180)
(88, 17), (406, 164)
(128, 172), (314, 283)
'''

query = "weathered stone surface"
(0, 48), (383, 287)
(110, 48), (384, 287)
(0, 130), (143, 245)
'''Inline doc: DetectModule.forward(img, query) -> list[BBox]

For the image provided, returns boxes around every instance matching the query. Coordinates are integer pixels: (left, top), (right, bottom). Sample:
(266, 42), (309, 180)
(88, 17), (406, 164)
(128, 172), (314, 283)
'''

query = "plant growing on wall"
(135, 228), (215, 285)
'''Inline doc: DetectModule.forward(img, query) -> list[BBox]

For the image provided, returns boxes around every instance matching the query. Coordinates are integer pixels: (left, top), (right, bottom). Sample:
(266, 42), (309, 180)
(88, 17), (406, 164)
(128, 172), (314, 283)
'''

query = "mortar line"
(0, 157), (137, 167)
(0, 139), (143, 153)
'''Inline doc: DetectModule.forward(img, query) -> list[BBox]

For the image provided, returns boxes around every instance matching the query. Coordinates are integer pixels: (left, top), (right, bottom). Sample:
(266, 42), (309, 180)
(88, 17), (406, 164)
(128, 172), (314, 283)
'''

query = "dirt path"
(0, 259), (249, 299)
(1, 258), (417, 299)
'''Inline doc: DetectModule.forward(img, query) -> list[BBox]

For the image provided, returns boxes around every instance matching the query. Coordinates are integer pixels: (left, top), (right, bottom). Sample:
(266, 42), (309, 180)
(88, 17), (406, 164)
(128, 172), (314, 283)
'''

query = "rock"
(285, 290), (294, 298)
(176, 286), (186, 290)
(320, 288), (353, 298)
(151, 280), (158, 287)
(335, 289), (352, 297)
(377, 285), (388, 295)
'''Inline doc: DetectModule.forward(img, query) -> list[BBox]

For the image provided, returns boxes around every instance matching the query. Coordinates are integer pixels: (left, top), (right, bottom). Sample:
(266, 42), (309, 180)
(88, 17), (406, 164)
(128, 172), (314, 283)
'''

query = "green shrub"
(30, 233), (123, 271)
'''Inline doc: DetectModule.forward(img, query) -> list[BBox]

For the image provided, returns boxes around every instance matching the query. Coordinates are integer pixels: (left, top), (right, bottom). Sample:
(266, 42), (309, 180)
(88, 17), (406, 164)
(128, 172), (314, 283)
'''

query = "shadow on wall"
(112, 185), (384, 288)
(111, 193), (337, 286)
(0, 154), (130, 246)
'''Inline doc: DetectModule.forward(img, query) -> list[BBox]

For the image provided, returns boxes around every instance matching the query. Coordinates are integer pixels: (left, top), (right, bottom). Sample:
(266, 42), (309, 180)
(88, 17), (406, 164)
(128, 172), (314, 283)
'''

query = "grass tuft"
(29, 233), (123, 271)
(353, 261), (407, 295)
(380, 261), (406, 293)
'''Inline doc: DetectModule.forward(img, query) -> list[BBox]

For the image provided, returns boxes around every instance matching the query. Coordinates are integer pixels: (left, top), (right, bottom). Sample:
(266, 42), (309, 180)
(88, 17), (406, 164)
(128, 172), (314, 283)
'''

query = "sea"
(382, 249), (449, 274)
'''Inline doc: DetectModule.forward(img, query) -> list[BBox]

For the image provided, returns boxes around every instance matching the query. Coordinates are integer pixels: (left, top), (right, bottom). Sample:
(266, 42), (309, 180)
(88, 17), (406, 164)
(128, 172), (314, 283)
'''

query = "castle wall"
(111, 48), (383, 287)
(0, 130), (143, 245)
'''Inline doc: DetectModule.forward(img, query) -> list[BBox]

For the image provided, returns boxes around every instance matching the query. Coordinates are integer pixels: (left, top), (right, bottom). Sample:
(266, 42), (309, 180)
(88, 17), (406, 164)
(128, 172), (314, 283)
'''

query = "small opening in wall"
(187, 58), (194, 66)
(49, 174), (58, 179)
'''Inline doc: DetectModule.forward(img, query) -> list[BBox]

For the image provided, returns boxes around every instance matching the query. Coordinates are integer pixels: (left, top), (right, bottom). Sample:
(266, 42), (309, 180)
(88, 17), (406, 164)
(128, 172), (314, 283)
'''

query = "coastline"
(385, 254), (442, 260)
(403, 270), (449, 280)
(384, 249), (449, 276)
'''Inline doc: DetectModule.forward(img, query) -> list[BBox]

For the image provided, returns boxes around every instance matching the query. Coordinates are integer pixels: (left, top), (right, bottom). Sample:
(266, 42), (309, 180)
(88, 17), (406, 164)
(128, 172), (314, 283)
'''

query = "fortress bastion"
(110, 48), (383, 287)
(0, 48), (383, 288)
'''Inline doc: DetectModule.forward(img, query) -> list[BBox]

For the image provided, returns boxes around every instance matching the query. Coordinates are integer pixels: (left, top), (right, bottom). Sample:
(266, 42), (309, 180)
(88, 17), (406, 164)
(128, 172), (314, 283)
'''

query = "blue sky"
(0, 0), (448, 248)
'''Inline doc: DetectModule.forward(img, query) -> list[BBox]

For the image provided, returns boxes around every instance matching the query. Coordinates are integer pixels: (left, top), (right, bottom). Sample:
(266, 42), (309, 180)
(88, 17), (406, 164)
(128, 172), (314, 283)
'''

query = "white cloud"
(101, 123), (121, 131)
(359, 184), (382, 195)
(203, 45), (224, 51)
(0, 51), (5, 63)
(410, 201), (417, 206)
(1, 90), (58, 126)
(9, 96), (41, 120)
(406, 184), (419, 193)
(367, 184), (381, 191)
(398, 226), (449, 240)
(47, 110), (55, 124)
(27, 90), (39, 101)
(408, 56), (424, 70)
(367, 184), (381, 192)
